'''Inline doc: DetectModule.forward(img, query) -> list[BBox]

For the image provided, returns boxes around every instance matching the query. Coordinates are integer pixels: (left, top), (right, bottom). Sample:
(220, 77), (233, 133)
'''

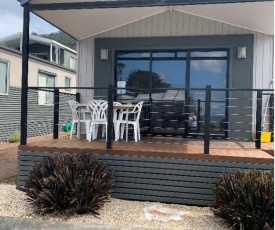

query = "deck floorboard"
(19, 135), (274, 164)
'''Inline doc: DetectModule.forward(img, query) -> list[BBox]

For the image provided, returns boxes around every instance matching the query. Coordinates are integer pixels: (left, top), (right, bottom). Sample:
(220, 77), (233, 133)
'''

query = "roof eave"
(25, 0), (274, 11)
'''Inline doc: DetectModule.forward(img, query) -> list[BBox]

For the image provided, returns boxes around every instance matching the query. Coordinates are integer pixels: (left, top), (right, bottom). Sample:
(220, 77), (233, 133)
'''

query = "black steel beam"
(25, 0), (273, 11)
(20, 7), (30, 146)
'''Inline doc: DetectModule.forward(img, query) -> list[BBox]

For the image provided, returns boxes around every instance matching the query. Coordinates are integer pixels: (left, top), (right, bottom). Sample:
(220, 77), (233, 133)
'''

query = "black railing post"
(255, 90), (262, 149)
(270, 94), (274, 142)
(53, 89), (60, 139)
(107, 84), (113, 149)
(184, 89), (190, 137)
(197, 99), (201, 132)
(204, 85), (211, 155)
(76, 92), (80, 103)
(20, 7), (30, 146)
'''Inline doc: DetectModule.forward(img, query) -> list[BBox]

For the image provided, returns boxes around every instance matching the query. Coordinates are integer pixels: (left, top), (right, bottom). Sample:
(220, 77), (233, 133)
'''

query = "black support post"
(76, 92), (80, 103)
(53, 89), (60, 139)
(204, 85), (211, 155)
(107, 84), (113, 149)
(20, 7), (30, 146)
(255, 90), (262, 149)
(197, 99), (201, 133)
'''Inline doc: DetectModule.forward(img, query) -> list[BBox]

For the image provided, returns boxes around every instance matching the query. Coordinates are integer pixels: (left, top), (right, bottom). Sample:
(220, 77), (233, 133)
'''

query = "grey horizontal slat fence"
(0, 87), (75, 141)
(0, 87), (22, 141)
(18, 151), (273, 206)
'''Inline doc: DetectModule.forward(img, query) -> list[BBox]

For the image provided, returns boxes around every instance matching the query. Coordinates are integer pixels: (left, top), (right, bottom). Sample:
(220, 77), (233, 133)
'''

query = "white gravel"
(0, 184), (231, 230)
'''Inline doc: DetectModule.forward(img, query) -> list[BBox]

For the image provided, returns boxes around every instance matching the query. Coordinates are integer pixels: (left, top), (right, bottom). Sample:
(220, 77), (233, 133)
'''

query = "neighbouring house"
(0, 43), (76, 141)
(0, 32), (77, 70)
(17, 0), (274, 206)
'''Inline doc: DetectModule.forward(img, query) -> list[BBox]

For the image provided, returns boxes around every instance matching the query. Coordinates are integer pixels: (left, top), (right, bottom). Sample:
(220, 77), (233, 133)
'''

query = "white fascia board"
(52, 41), (77, 53)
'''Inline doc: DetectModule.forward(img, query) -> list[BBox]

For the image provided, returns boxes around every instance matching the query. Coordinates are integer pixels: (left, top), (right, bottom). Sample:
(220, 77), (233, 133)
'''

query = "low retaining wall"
(18, 151), (273, 206)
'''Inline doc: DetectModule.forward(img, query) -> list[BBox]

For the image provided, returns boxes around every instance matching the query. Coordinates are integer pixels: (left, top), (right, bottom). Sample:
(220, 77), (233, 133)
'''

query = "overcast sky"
(0, 0), (58, 39)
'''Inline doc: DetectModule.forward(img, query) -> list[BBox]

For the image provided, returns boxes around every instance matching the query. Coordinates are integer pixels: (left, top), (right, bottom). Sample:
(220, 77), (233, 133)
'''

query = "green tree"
(126, 70), (171, 93)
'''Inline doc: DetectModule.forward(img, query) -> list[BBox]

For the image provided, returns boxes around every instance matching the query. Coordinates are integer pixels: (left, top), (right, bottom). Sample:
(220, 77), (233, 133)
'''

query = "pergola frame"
(22, 0), (271, 11)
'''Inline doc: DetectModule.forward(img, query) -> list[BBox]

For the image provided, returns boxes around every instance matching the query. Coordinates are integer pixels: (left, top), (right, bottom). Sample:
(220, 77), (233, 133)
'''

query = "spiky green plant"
(7, 131), (20, 143)
(212, 169), (274, 230)
(24, 152), (114, 216)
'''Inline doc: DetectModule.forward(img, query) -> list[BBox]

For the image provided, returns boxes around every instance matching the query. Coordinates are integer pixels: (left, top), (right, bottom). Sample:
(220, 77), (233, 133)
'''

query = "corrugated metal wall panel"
(0, 87), (75, 141)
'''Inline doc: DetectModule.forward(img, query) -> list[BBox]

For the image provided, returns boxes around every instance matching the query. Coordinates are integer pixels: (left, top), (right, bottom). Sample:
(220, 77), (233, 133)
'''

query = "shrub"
(212, 169), (274, 230)
(24, 152), (114, 216)
(7, 131), (20, 143)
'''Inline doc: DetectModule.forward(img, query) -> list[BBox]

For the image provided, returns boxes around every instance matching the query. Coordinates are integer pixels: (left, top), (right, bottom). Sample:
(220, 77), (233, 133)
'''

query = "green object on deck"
(63, 122), (72, 132)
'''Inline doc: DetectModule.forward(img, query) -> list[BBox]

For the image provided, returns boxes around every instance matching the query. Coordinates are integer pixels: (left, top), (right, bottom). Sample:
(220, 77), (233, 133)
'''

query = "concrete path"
(0, 216), (150, 230)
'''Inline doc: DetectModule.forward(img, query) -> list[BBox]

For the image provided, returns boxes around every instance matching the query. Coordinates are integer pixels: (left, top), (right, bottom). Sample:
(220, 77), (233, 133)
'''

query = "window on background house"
(65, 76), (71, 91)
(0, 59), (9, 94)
(69, 56), (76, 69)
(30, 53), (49, 61)
(38, 71), (55, 105)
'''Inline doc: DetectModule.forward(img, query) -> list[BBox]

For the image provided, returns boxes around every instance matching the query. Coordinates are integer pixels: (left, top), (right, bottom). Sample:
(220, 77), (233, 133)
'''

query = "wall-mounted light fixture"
(237, 47), (246, 59)
(100, 48), (108, 60)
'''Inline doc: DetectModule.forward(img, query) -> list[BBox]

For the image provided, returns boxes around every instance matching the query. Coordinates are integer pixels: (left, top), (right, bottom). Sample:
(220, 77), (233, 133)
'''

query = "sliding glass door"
(189, 51), (228, 135)
(115, 49), (228, 137)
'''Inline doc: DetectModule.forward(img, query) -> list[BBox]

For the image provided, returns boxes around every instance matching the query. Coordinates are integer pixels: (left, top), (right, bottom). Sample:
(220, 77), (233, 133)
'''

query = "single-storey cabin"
(17, 0), (274, 206)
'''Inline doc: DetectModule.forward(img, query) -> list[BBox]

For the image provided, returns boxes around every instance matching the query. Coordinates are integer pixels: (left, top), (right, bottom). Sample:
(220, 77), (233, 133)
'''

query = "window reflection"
(152, 60), (186, 92)
(117, 52), (150, 58)
(116, 50), (228, 136)
(177, 52), (187, 57)
(152, 52), (175, 58)
(191, 51), (227, 57)
(116, 60), (150, 103)
(190, 59), (227, 134)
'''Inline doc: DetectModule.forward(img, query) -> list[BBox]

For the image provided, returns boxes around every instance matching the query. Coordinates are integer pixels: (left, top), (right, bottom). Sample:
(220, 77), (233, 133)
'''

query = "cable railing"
(22, 85), (274, 154)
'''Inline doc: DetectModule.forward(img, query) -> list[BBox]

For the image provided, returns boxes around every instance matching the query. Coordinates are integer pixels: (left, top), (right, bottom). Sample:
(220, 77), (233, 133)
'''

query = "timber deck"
(19, 136), (274, 164)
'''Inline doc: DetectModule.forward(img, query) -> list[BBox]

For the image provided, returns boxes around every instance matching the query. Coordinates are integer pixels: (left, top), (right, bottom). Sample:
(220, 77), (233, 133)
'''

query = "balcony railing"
(22, 85), (274, 154)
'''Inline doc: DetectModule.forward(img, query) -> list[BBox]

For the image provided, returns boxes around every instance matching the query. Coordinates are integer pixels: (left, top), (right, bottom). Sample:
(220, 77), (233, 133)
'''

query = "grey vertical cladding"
(0, 87), (75, 141)
(95, 10), (273, 89)
(17, 151), (273, 206)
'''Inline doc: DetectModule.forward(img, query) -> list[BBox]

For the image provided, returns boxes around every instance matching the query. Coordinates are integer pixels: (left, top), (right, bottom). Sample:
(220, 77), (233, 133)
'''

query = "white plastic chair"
(68, 100), (91, 140)
(115, 101), (144, 142)
(113, 101), (122, 132)
(87, 100), (108, 142)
